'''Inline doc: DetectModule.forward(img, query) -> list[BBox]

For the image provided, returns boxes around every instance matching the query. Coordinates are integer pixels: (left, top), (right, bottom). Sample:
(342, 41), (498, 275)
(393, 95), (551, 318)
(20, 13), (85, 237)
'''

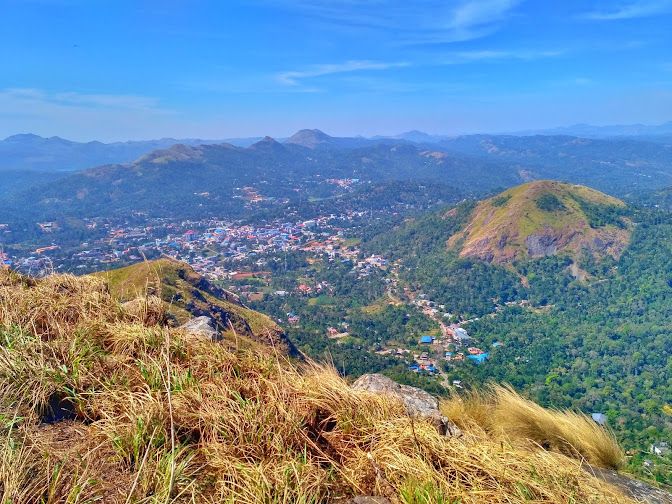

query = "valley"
(3, 153), (670, 484)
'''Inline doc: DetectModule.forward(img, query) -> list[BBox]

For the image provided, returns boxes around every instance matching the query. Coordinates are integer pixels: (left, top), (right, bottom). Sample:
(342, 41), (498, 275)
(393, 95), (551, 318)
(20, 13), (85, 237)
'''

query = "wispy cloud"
(1, 88), (163, 111)
(450, 0), (522, 32)
(276, 60), (409, 86)
(544, 76), (595, 88)
(275, 49), (561, 90)
(581, 0), (672, 20)
(445, 49), (564, 62)
(266, 0), (524, 44)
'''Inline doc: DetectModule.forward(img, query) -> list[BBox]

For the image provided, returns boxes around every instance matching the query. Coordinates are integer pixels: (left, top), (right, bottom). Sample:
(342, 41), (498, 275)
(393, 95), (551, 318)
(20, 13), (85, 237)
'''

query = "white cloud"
(447, 49), (564, 62)
(276, 60), (409, 86)
(582, 0), (672, 20)
(451, 0), (522, 30)
(266, 0), (524, 43)
(52, 92), (160, 110)
(1, 88), (163, 111)
(275, 49), (561, 90)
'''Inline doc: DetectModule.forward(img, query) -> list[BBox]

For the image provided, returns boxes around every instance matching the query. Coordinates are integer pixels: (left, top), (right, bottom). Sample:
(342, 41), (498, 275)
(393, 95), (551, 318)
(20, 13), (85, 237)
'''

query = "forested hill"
(4, 131), (672, 228)
(0, 139), (517, 224)
(447, 180), (631, 263)
(363, 183), (672, 483)
(438, 134), (672, 195)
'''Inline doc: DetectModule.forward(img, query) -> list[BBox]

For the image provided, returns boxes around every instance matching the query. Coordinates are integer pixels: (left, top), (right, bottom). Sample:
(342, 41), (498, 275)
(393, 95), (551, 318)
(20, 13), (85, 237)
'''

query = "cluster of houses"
(413, 295), (451, 320)
(394, 287), (509, 378)
(37, 221), (57, 233)
(403, 327), (493, 376)
(8, 208), (384, 279)
(238, 186), (265, 203)
(326, 326), (350, 339)
(294, 280), (333, 296)
(326, 178), (360, 188)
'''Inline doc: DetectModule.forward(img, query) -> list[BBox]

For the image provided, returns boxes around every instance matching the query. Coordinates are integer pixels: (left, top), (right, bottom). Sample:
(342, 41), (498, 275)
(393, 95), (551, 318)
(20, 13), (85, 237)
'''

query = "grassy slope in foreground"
(448, 180), (631, 263)
(0, 268), (643, 503)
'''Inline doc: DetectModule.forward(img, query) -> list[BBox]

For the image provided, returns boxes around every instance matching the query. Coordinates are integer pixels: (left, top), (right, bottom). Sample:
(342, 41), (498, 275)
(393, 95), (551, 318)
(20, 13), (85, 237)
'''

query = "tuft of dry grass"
(0, 269), (634, 503)
(441, 384), (625, 469)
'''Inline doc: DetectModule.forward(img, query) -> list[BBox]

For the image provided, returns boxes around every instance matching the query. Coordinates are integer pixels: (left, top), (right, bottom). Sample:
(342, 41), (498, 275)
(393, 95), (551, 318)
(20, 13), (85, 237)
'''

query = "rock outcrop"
(352, 374), (461, 437)
(181, 316), (219, 341)
(98, 257), (298, 356)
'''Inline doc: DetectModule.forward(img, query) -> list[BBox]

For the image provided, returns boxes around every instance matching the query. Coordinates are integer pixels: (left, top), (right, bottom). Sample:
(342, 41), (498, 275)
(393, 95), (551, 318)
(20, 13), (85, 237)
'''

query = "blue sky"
(1, 0), (671, 140)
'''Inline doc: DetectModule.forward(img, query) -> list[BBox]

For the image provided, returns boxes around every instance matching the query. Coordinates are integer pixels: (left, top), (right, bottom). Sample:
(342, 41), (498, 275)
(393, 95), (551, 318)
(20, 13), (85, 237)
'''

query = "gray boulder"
(180, 316), (220, 341)
(352, 374), (461, 437)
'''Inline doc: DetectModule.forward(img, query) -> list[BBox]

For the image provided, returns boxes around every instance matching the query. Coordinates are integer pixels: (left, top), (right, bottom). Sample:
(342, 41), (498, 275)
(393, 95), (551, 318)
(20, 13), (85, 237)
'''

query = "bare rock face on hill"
(448, 180), (631, 264)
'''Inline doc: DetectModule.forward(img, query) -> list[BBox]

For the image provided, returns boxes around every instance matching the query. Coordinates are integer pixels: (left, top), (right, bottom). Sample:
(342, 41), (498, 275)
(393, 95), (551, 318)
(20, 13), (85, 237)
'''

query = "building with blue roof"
(467, 353), (489, 364)
(419, 335), (433, 344)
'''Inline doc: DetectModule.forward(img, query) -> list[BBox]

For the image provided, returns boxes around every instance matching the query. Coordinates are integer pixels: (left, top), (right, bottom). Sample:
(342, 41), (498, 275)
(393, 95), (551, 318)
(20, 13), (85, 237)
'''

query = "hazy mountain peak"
(3, 133), (44, 142)
(397, 130), (433, 141)
(136, 143), (202, 164)
(514, 121), (672, 138)
(285, 129), (332, 148)
(249, 136), (284, 150)
(391, 130), (448, 144)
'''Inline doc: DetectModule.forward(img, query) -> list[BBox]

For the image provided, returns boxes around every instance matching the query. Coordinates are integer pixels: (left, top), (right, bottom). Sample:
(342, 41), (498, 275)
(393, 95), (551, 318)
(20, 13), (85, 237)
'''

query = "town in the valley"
(0, 186), (505, 388)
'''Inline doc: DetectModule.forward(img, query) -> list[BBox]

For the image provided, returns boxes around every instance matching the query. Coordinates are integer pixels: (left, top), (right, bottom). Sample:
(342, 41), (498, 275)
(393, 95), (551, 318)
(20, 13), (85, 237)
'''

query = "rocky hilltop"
(448, 180), (631, 264)
(96, 257), (295, 355)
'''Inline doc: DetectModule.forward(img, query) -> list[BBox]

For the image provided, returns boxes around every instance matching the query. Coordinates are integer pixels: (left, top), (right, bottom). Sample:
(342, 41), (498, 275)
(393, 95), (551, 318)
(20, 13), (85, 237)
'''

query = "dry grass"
(0, 269), (634, 503)
(441, 385), (625, 469)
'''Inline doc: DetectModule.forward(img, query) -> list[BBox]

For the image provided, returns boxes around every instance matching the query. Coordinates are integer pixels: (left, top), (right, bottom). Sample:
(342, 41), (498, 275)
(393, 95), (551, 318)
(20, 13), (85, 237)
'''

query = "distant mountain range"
(2, 122), (671, 173)
(0, 134), (516, 225)
(512, 121), (672, 140)
(3, 127), (672, 229)
(0, 133), (262, 173)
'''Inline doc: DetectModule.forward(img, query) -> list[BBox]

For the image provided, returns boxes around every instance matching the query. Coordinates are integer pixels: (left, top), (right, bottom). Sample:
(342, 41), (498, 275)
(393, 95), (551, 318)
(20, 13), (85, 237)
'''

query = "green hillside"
(361, 183), (672, 483)
(448, 180), (631, 263)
